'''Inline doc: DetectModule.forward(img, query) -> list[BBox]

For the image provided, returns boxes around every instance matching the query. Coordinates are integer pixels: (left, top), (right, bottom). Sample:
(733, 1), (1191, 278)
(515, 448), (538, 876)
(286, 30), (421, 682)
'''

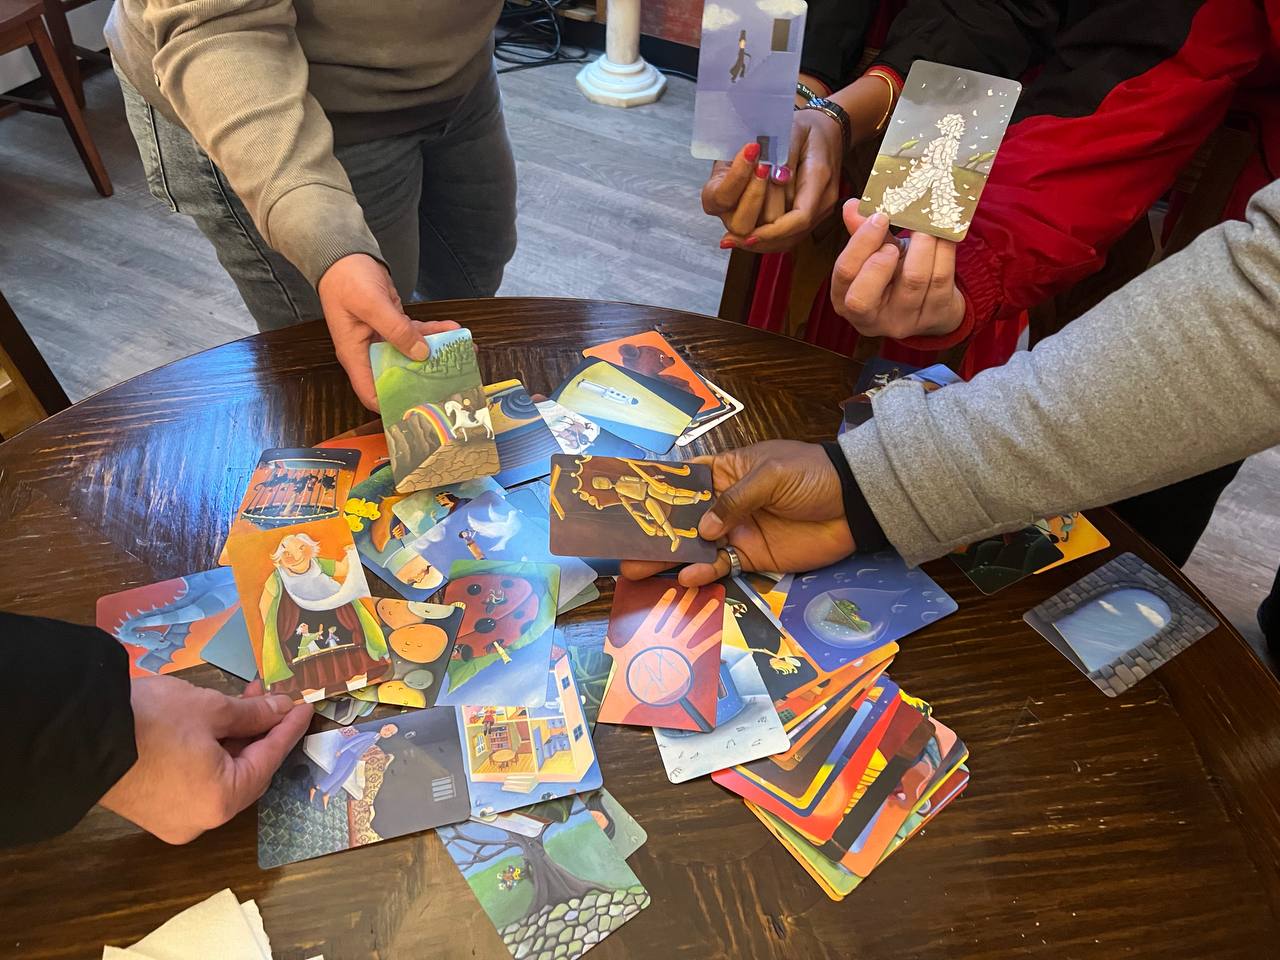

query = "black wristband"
(799, 97), (852, 151)
(822, 441), (889, 554)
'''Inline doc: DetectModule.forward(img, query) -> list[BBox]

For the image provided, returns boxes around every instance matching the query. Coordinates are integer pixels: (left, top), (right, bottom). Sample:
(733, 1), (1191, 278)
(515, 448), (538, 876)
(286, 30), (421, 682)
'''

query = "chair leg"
(41, 0), (84, 108)
(27, 19), (111, 197)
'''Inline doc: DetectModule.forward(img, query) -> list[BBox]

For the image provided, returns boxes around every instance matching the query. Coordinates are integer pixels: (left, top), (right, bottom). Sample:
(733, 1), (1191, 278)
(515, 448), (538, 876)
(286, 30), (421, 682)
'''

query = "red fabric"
(746, 0), (1277, 379)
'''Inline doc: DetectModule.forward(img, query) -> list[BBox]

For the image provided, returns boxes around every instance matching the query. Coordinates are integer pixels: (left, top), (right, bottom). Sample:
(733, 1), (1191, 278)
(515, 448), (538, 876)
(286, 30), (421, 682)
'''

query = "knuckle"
(929, 272), (954, 292)
(899, 271), (930, 295)
(832, 262), (857, 288)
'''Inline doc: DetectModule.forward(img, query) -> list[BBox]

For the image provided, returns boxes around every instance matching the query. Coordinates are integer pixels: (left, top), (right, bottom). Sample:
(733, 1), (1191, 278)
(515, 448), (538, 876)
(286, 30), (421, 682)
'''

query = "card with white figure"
(692, 0), (808, 165)
(859, 61), (1022, 241)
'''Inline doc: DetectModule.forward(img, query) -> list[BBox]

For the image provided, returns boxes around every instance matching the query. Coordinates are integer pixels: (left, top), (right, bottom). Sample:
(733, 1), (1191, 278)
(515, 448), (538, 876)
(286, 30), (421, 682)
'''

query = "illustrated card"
(839, 361), (960, 432)
(548, 454), (717, 563)
(342, 464), (446, 600)
(859, 60), (1022, 240)
(370, 328), (500, 493)
(598, 578), (724, 732)
(551, 359), (702, 454)
(533, 396), (648, 461)
(1034, 513), (1110, 574)
(412, 490), (596, 613)
(950, 524), (1063, 594)
(391, 476), (505, 538)
(226, 516), (393, 703)
(436, 560), (560, 709)
(97, 567), (257, 680)
(583, 330), (723, 416)
(1023, 552), (1218, 697)
(437, 796), (649, 959)
(692, 0), (808, 166)
(582, 788), (648, 860)
(350, 600), (463, 708)
(257, 706), (470, 867)
(485, 379), (567, 487)
(314, 694), (377, 726)
(677, 378), (744, 447)
(780, 551), (957, 672)
(455, 646), (602, 818)
(653, 603), (790, 783)
(556, 622), (612, 730)
(218, 447), (362, 563)
(316, 432), (389, 485)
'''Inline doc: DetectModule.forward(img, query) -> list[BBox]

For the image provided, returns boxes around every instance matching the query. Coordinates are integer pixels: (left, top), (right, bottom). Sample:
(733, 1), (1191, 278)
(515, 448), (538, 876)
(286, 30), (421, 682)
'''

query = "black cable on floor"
(496, 0), (591, 74)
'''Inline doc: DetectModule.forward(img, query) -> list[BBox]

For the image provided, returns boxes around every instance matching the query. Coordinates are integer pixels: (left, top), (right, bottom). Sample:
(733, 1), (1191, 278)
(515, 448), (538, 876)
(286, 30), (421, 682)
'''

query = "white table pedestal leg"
(576, 0), (666, 108)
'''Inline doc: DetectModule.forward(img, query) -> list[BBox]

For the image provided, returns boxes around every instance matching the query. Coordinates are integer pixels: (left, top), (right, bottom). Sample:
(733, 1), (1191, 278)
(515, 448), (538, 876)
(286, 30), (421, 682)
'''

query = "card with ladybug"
(435, 560), (561, 709)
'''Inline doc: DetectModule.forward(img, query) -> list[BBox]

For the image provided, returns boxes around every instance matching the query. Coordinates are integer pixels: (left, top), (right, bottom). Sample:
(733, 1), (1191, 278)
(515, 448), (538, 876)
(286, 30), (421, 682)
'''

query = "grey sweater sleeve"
(839, 178), (1280, 567)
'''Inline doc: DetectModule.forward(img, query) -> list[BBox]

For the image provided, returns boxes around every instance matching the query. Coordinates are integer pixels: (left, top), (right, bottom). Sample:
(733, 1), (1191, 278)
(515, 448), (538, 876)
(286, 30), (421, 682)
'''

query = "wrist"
(820, 441), (888, 554)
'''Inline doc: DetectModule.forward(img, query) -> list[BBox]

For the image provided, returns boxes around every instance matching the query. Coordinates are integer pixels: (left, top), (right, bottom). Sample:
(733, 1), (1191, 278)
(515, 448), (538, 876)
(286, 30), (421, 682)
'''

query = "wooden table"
(1, 299), (1278, 959)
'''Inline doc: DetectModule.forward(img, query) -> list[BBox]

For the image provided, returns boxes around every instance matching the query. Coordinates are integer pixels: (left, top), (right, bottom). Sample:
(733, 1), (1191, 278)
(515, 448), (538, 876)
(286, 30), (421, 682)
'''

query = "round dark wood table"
(1, 299), (1278, 959)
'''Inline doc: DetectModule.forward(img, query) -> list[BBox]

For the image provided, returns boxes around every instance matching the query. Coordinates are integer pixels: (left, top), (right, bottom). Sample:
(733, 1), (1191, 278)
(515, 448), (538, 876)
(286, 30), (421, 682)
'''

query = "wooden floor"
(0, 66), (1273, 664)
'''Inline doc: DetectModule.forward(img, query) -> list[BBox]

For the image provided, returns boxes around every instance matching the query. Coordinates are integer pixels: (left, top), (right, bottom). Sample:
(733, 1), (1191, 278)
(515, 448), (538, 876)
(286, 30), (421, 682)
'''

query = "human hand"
(99, 675), (312, 844)
(619, 440), (855, 587)
(702, 142), (774, 240)
(830, 203), (966, 339)
(729, 108), (843, 253)
(318, 253), (461, 410)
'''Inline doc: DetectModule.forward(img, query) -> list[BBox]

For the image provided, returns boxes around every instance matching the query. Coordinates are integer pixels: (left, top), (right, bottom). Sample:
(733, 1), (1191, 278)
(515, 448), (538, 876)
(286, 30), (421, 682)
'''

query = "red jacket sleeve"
(895, 0), (1269, 359)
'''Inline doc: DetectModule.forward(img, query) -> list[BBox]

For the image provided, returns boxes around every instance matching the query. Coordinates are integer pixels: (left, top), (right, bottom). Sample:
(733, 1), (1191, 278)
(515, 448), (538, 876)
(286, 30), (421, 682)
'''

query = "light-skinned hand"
(830, 203), (966, 340)
(619, 440), (856, 587)
(318, 253), (461, 410)
(99, 675), (312, 844)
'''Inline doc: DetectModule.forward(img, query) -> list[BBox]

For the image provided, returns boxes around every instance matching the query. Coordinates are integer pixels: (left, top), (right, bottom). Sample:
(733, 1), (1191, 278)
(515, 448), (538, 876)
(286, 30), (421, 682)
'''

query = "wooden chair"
(0, 0), (111, 196)
(0, 289), (71, 441)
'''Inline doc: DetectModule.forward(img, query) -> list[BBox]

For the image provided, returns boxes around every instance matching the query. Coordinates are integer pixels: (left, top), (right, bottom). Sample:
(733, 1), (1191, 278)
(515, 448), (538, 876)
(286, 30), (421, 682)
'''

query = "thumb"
(364, 291), (429, 363)
(213, 692), (299, 740)
(700, 460), (783, 540)
(223, 703), (313, 815)
(842, 198), (871, 236)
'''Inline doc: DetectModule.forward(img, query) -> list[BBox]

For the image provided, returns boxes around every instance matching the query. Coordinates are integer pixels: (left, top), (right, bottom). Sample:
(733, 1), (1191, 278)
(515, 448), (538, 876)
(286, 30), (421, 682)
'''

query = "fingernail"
(701, 510), (724, 537)
(744, 236), (759, 247)
(409, 339), (429, 361)
(870, 212), (889, 228)
(268, 694), (295, 715)
(772, 165), (792, 185)
(720, 238), (737, 249)
(755, 163), (770, 179)
(744, 142), (761, 162)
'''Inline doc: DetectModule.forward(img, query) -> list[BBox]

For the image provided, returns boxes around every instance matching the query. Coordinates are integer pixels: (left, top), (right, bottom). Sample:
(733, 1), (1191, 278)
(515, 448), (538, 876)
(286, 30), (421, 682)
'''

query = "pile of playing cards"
(90, 319), (1216, 955)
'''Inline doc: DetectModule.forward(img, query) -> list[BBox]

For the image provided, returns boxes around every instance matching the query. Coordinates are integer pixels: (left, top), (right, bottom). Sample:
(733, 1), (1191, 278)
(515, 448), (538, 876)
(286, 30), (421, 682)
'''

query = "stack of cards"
(951, 512), (1112, 595)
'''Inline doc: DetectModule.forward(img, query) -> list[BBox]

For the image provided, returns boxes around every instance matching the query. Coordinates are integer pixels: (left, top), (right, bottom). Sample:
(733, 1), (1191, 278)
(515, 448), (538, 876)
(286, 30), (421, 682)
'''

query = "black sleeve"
(800, 0), (879, 91)
(873, 0), (1063, 81)
(822, 442), (889, 554)
(0, 612), (137, 847)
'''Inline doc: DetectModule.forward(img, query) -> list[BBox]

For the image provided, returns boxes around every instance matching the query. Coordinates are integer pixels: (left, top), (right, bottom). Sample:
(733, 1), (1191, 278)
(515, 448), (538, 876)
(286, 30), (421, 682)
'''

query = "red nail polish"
(755, 163), (770, 179)
(773, 165), (792, 185)
(744, 236), (759, 247)
(720, 238), (737, 249)
(744, 142), (761, 162)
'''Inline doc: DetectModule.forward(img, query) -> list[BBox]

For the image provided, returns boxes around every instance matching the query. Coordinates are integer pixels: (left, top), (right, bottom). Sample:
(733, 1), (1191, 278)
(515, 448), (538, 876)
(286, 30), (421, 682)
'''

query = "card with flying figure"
(370, 328), (500, 493)
(551, 358), (702, 454)
(692, 0), (808, 166)
(598, 578), (724, 732)
(547, 454), (717, 563)
(257, 705), (471, 867)
(226, 516), (393, 703)
(1023, 552), (1218, 697)
(859, 60), (1022, 241)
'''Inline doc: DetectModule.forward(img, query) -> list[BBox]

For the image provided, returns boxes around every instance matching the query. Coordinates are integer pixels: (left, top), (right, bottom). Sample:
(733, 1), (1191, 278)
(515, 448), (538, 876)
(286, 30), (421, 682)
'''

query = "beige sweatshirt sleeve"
(839, 178), (1280, 566)
(143, 0), (381, 286)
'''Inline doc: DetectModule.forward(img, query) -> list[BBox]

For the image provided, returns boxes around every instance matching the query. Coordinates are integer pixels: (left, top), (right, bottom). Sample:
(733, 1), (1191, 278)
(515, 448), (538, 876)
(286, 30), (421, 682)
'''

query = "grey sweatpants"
(117, 66), (517, 331)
